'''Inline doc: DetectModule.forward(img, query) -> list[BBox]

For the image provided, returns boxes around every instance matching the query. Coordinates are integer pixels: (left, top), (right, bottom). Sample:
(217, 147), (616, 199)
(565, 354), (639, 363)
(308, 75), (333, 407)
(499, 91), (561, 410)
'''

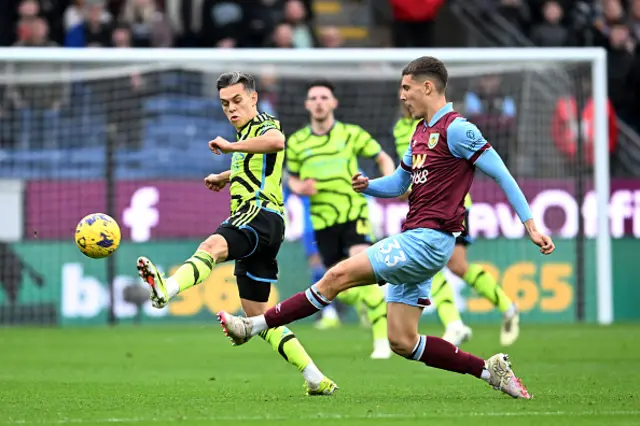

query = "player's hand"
(204, 173), (228, 192)
(352, 172), (369, 193)
(209, 137), (233, 155)
(529, 231), (555, 255)
(298, 179), (317, 196)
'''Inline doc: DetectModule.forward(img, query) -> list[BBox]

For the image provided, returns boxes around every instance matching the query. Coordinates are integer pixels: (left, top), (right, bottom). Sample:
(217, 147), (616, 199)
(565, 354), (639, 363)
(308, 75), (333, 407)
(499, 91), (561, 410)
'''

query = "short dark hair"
(216, 72), (256, 92)
(307, 79), (335, 95)
(402, 56), (448, 93)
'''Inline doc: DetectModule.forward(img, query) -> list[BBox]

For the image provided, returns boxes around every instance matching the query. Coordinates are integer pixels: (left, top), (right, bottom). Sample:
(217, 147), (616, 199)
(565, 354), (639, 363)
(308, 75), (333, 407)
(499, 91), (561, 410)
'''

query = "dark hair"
(216, 72), (256, 92)
(306, 79), (335, 95)
(402, 56), (448, 93)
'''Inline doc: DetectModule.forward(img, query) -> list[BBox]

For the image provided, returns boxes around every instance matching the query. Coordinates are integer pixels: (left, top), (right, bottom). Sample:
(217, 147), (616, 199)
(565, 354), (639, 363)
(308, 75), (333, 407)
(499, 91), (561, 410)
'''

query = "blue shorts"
(366, 228), (456, 308)
(300, 197), (318, 257)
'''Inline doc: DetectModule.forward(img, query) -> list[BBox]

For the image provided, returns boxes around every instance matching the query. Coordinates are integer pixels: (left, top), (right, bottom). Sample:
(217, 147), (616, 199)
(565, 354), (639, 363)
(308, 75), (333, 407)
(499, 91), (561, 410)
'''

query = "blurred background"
(0, 0), (639, 327)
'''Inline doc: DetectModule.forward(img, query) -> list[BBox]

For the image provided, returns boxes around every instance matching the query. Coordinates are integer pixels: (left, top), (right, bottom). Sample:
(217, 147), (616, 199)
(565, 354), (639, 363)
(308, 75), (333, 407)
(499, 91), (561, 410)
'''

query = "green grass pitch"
(1, 323), (639, 426)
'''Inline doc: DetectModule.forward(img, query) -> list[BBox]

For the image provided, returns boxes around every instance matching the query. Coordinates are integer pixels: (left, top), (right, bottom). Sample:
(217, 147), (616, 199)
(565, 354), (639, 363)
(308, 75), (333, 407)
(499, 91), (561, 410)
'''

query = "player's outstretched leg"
(137, 235), (225, 308)
(431, 272), (472, 346)
(258, 325), (337, 395)
(464, 264), (520, 346)
(217, 250), (379, 343)
(386, 301), (531, 399)
(336, 286), (391, 359)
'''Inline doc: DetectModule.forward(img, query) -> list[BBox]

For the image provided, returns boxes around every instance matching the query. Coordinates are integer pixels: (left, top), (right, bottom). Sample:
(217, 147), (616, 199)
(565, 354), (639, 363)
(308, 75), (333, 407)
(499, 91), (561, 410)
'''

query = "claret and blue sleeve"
(447, 118), (533, 223)
(363, 142), (413, 198)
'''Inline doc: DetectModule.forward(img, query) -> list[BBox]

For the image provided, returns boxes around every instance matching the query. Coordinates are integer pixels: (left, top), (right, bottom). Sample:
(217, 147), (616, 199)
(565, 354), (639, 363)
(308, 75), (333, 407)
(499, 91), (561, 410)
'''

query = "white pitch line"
(4, 411), (640, 424)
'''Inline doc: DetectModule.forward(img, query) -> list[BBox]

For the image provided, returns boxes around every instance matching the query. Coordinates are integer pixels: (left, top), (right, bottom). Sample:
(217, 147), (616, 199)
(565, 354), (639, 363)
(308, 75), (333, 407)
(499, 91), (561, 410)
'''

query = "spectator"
(84, 1), (113, 46)
(200, 0), (246, 48)
(389, 0), (445, 47)
(530, 1), (570, 46)
(64, 0), (112, 47)
(606, 22), (636, 119)
(319, 26), (343, 48)
(8, 18), (66, 149)
(165, 0), (205, 47)
(269, 23), (295, 48)
(15, 0), (40, 45)
(593, 0), (625, 46)
(284, 0), (315, 48)
(552, 87), (618, 169)
(120, 0), (173, 47)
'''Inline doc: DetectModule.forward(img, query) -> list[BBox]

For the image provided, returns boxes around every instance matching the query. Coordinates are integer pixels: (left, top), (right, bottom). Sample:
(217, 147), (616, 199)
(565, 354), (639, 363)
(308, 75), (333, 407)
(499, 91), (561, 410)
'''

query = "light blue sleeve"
(447, 117), (490, 162)
(363, 165), (412, 199)
(475, 149), (533, 223)
(363, 144), (412, 199)
(401, 142), (413, 169)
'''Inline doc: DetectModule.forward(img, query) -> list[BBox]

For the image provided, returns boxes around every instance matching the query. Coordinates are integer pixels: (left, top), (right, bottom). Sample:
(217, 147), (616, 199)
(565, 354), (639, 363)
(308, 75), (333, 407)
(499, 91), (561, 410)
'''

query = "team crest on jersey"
(428, 133), (439, 149)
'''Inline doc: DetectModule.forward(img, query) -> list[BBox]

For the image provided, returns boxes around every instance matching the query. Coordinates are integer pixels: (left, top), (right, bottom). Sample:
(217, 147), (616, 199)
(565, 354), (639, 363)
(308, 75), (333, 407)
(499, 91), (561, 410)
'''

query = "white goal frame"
(0, 47), (612, 324)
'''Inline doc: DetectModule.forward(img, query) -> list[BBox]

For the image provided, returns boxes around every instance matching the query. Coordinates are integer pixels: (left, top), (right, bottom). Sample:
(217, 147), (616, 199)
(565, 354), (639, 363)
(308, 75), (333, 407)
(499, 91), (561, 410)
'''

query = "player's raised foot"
(136, 256), (168, 308)
(442, 323), (473, 347)
(485, 353), (532, 399)
(501, 304), (520, 346)
(304, 377), (339, 396)
(217, 311), (252, 346)
(370, 339), (393, 359)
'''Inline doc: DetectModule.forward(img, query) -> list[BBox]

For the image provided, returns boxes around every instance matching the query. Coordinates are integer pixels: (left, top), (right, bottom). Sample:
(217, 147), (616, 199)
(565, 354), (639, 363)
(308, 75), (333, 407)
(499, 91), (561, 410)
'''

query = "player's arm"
(209, 123), (284, 155)
(204, 170), (231, 191)
(447, 119), (555, 254)
(353, 144), (412, 198)
(354, 126), (395, 176)
(230, 128), (285, 153)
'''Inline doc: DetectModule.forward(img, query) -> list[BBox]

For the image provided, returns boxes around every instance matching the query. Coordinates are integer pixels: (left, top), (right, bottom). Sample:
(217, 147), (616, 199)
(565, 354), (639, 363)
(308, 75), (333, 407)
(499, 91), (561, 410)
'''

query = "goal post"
(0, 47), (611, 325)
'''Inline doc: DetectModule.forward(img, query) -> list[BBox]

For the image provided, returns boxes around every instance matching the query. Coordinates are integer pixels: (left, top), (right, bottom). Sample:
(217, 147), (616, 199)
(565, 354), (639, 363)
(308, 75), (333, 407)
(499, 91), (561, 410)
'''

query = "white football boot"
(485, 353), (532, 399)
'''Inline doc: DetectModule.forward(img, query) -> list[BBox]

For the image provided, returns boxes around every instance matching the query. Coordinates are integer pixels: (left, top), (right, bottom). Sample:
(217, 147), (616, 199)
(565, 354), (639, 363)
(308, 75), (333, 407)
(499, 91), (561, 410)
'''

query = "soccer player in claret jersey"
(218, 58), (555, 398)
(286, 80), (396, 359)
(136, 72), (337, 396)
(394, 102), (521, 347)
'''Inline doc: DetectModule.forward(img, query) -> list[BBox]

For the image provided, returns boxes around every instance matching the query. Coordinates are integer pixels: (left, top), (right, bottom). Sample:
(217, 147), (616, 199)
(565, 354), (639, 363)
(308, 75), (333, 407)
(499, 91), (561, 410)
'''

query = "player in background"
(286, 80), (396, 359)
(281, 175), (335, 326)
(219, 57), (555, 399)
(136, 72), (337, 396)
(393, 101), (520, 347)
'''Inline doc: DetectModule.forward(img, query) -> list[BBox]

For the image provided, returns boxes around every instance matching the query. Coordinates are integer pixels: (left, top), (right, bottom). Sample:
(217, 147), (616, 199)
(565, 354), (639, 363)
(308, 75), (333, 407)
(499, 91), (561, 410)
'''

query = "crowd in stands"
(0, 0), (638, 178)
(0, 0), (344, 49)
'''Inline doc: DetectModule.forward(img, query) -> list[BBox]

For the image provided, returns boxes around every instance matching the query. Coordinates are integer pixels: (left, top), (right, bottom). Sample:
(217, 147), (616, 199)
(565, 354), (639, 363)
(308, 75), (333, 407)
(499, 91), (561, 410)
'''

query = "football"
(74, 213), (121, 259)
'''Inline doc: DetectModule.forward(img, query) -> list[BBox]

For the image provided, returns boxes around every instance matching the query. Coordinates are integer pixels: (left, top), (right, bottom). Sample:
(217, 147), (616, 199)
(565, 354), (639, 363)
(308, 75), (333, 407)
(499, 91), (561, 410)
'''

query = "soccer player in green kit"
(136, 72), (337, 395)
(286, 80), (396, 359)
(393, 100), (520, 347)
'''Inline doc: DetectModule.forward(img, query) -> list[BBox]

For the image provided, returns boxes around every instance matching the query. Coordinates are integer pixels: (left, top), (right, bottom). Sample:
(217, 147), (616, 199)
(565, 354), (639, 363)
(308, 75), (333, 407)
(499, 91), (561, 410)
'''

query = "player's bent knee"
(387, 330), (417, 357)
(198, 234), (228, 262)
(317, 264), (349, 299)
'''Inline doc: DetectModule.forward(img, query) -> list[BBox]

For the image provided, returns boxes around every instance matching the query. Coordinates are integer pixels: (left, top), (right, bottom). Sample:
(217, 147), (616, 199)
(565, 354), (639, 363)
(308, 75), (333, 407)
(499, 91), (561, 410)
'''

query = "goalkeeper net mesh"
(0, 56), (595, 325)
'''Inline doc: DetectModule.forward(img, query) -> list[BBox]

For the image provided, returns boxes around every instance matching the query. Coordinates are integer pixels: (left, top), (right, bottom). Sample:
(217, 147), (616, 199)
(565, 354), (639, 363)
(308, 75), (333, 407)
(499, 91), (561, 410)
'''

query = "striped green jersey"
(393, 116), (472, 208)
(286, 121), (382, 230)
(229, 112), (285, 216)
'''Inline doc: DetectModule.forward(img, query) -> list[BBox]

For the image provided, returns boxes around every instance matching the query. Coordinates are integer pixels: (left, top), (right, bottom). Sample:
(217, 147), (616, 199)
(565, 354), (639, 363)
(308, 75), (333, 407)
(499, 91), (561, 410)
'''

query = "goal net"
(0, 48), (611, 326)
